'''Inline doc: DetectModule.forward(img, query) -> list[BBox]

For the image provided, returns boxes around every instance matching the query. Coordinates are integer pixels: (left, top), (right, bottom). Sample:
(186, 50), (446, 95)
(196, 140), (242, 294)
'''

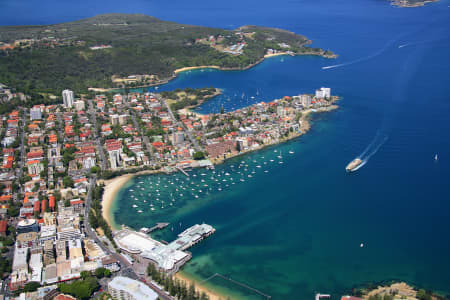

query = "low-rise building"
(108, 276), (158, 300)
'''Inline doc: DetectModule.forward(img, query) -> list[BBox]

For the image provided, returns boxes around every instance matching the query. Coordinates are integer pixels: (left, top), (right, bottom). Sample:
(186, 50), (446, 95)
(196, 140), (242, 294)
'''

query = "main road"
(156, 94), (202, 152)
(87, 99), (107, 170)
(84, 175), (172, 300)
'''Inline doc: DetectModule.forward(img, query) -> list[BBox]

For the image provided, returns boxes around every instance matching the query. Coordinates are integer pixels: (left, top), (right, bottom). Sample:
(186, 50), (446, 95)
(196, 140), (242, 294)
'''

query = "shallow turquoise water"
(3, 0), (450, 298)
(111, 4), (450, 297)
(110, 1), (450, 298)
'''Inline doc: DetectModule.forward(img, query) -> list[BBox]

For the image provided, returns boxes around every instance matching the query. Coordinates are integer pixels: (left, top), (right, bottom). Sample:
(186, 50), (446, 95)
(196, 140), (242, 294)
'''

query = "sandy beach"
(175, 272), (228, 300)
(101, 172), (230, 300)
(174, 66), (222, 74)
(99, 102), (338, 300)
(263, 52), (293, 58)
(101, 173), (135, 230)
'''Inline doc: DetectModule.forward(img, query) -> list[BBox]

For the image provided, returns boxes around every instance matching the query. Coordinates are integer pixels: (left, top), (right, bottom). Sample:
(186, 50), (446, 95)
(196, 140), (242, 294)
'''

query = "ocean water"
(2, 0), (450, 299)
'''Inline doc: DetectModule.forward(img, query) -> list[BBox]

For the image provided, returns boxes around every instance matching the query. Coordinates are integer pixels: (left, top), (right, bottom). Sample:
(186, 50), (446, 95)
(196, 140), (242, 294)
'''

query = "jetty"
(139, 223), (169, 234)
(315, 294), (331, 300)
(176, 166), (190, 177)
(114, 224), (216, 274)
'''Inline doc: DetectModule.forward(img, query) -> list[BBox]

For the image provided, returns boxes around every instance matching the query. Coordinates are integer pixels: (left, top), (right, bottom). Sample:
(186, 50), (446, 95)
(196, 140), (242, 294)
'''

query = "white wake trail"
(322, 36), (400, 70)
(360, 134), (388, 163)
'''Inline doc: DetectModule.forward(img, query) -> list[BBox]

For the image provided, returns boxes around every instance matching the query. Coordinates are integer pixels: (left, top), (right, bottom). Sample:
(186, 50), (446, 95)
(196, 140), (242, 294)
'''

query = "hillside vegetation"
(0, 14), (333, 95)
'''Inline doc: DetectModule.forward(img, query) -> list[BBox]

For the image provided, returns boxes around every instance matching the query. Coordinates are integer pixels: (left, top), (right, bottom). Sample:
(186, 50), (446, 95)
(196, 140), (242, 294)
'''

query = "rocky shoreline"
(390, 0), (439, 7)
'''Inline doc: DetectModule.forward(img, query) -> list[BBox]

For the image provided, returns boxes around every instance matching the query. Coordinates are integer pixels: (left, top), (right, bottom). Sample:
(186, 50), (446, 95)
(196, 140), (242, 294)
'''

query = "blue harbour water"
(2, 0), (450, 298)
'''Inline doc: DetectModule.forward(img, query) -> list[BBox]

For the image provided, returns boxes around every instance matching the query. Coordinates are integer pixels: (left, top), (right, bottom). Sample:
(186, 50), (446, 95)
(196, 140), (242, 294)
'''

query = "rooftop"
(114, 229), (188, 271)
(109, 276), (158, 300)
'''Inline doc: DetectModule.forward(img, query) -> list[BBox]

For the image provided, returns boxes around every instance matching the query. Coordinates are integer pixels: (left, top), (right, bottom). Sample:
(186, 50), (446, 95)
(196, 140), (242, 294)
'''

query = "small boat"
(289, 151), (294, 154)
(346, 158), (363, 172)
(435, 154), (438, 161)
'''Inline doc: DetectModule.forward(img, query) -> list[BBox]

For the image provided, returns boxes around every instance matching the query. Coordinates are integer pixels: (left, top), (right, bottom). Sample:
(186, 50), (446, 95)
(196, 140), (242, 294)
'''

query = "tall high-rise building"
(62, 90), (74, 108)
(315, 87), (331, 99)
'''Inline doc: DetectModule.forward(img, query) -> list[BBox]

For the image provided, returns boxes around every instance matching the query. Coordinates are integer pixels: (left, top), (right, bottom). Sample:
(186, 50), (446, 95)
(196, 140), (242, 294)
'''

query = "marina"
(115, 152), (288, 217)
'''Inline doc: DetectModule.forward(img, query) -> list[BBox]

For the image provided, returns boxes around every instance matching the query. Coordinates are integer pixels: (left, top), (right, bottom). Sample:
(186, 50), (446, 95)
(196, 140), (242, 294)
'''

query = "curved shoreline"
(101, 174), (134, 230)
(175, 272), (227, 300)
(100, 104), (339, 300)
(91, 51), (337, 93)
(101, 104), (339, 229)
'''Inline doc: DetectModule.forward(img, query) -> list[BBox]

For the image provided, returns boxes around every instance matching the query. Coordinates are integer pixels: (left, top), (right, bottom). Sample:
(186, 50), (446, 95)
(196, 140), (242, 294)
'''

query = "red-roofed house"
(49, 195), (55, 210)
(0, 220), (7, 237)
(0, 195), (11, 202)
(152, 142), (164, 153)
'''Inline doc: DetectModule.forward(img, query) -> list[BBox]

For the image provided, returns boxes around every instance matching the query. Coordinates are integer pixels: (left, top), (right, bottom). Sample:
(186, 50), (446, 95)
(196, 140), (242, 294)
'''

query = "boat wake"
(358, 133), (388, 167)
(397, 36), (447, 49)
(322, 64), (345, 70)
(322, 36), (399, 70)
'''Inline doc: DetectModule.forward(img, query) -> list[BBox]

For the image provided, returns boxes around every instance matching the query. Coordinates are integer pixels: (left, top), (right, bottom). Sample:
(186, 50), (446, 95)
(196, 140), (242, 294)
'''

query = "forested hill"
(0, 13), (334, 96)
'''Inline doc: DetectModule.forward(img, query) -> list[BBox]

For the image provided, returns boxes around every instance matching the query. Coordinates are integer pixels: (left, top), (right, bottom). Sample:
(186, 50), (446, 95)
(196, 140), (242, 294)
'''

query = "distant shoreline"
(390, 0), (439, 7)
(90, 50), (337, 93)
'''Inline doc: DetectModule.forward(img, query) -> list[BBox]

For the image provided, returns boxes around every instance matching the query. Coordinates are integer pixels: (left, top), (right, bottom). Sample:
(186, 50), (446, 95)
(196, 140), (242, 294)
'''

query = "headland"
(390, 0), (439, 7)
(0, 13), (337, 97)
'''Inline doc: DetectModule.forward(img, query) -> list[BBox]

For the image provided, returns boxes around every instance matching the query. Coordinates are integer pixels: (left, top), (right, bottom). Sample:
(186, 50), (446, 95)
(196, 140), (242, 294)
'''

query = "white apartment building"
(62, 89), (74, 108)
(30, 107), (42, 120)
(315, 87), (331, 99)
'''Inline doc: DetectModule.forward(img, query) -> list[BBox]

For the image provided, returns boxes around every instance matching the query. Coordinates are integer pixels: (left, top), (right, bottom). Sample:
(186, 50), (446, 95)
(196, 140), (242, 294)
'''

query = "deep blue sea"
(2, 0), (450, 299)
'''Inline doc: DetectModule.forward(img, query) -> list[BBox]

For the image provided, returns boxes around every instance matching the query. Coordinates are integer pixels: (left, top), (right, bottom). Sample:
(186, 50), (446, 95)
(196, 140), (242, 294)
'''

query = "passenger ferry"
(345, 158), (363, 172)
